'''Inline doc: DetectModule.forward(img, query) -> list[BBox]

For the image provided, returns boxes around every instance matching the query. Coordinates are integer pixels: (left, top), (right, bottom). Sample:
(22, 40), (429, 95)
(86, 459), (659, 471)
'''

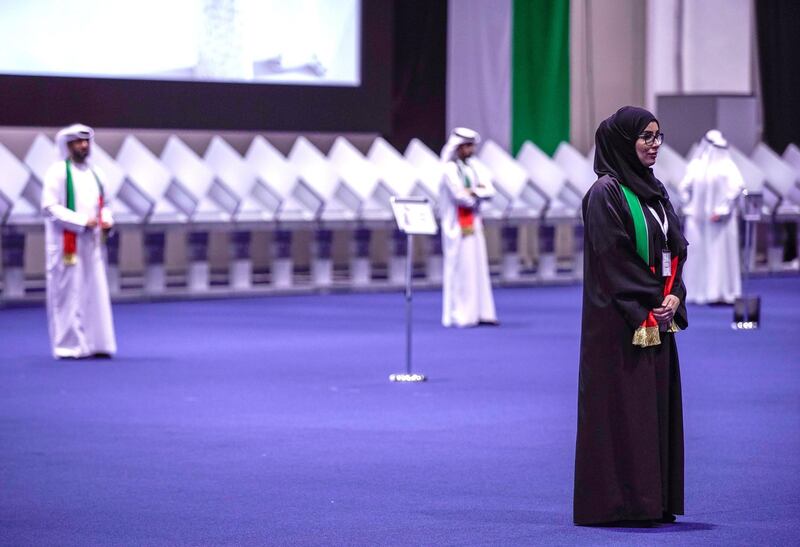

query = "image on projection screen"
(0, 0), (360, 86)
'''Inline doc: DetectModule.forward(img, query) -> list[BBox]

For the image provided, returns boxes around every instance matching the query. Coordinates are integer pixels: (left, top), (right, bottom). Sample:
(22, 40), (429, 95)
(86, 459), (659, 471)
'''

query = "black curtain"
(389, 0), (447, 152)
(756, 1), (800, 262)
(756, 0), (800, 153)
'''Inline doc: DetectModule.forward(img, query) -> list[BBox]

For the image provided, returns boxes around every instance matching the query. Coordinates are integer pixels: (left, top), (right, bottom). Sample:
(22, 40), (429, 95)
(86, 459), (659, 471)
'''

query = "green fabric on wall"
(512, 0), (570, 155)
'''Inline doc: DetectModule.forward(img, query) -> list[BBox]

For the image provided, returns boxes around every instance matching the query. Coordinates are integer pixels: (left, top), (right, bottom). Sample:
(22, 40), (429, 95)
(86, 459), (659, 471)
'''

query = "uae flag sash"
(456, 162), (475, 236)
(63, 159), (105, 266)
(619, 183), (679, 347)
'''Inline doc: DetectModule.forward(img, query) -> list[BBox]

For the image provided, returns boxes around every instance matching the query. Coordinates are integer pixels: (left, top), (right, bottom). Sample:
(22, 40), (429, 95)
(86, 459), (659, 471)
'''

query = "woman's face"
(635, 121), (660, 167)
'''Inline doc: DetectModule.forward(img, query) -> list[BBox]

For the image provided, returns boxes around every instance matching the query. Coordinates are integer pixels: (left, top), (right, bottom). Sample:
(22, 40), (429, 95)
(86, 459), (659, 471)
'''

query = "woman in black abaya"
(573, 106), (689, 526)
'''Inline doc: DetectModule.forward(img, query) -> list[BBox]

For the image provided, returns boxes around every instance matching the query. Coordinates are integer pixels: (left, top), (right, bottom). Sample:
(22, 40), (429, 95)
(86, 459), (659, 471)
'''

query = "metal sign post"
(388, 197), (437, 383)
(733, 191), (762, 330)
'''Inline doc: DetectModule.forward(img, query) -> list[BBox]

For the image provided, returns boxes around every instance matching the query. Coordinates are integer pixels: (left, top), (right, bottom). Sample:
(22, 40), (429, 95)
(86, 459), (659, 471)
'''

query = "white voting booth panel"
(20, 134), (58, 222)
(404, 138), (444, 206)
(116, 136), (185, 223)
(117, 137), (183, 295)
(328, 137), (392, 221)
(553, 142), (595, 198)
(367, 137), (428, 206)
(367, 137), (429, 285)
(781, 144), (800, 210)
(288, 137), (359, 222)
(328, 136), (392, 285)
(204, 137), (276, 222)
(751, 143), (800, 212)
(729, 146), (774, 215)
(587, 146), (596, 165)
(652, 144), (688, 208)
(782, 144), (800, 177)
(728, 145), (785, 271)
(517, 141), (580, 220)
(0, 143), (33, 223)
(782, 144), (800, 174)
(90, 145), (126, 199)
(401, 139), (447, 283)
(478, 140), (547, 218)
(161, 136), (229, 222)
(5, 200), (39, 228)
(288, 136), (361, 287)
(748, 143), (799, 270)
(162, 136), (226, 292)
(245, 136), (321, 222)
(516, 141), (577, 279)
(470, 156), (508, 221)
(0, 146), (32, 297)
(89, 142), (142, 224)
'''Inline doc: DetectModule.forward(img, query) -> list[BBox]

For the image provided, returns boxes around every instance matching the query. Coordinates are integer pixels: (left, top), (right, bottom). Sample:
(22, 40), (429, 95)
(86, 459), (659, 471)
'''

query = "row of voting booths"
(1, 127), (799, 301)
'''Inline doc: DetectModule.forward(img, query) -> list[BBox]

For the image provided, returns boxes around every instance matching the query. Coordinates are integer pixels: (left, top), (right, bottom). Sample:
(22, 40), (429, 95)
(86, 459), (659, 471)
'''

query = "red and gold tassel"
(457, 206), (474, 236)
(632, 257), (680, 347)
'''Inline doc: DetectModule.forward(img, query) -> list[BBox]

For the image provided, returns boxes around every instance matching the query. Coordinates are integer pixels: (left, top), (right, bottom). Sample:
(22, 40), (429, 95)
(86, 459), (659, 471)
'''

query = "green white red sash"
(63, 159), (105, 266)
(456, 161), (475, 236)
(619, 183), (679, 347)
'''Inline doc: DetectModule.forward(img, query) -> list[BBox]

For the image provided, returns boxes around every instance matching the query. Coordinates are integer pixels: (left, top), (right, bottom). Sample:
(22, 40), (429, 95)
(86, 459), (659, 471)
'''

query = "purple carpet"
(1, 276), (798, 546)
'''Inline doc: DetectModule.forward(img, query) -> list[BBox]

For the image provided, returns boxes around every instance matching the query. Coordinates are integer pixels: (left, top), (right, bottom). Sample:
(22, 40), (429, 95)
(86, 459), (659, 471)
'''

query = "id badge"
(661, 250), (672, 277)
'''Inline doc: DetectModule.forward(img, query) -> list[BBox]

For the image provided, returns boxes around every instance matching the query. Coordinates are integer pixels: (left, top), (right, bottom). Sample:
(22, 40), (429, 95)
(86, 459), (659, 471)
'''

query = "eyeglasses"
(637, 131), (664, 146)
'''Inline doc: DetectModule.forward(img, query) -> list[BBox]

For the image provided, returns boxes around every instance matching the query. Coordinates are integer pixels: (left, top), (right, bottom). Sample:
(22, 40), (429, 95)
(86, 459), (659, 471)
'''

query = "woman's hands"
(652, 294), (680, 328)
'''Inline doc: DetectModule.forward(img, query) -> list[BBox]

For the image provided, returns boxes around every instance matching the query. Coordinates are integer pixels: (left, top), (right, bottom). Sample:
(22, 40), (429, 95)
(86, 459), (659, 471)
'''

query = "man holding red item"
(439, 127), (498, 328)
(42, 124), (116, 359)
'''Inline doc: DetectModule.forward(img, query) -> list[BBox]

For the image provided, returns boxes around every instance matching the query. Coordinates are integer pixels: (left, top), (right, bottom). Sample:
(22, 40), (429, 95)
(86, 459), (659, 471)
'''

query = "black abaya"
(573, 174), (688, 525)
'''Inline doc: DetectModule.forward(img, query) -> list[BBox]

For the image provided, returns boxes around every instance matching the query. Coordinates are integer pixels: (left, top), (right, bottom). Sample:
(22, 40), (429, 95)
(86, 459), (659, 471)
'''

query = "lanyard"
(646, 202), (668, 240)
(456, 160), (472, 189)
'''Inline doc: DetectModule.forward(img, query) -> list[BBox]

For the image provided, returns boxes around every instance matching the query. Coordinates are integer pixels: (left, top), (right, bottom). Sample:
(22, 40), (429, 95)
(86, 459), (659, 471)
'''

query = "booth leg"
(271, 230), (293, 288)
(573, 223), (584, 280)
(312, 229), (333, 287)
(144, 231), (166, 294)
(426, 234), (443, 283)
(105, 230), (121, 295)
(538, 224), (557, 281)
(350, 227), (371, 287)
(187, 231), (209, 292)
(501, 225), (520, 281)
(1, 228), (25, 299)
(229, 230), (252, 290)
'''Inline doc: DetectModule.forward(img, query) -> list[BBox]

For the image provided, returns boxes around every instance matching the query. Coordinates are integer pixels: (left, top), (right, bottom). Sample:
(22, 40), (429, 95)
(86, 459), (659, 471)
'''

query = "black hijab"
(594, 106), (687, 255)
(594, 106), (667, 205)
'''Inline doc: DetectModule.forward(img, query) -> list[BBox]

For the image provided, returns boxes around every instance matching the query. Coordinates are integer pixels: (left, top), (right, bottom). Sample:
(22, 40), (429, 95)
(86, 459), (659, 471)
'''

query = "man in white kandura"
(680, 129), (745, 304)
(42, 124), (116, 358)
(439, 127), (498, 327)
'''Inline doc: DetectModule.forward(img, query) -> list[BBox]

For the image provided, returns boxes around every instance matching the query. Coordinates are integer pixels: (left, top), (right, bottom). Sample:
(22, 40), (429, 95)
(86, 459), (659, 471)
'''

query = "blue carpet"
(1, 277), (798, 546)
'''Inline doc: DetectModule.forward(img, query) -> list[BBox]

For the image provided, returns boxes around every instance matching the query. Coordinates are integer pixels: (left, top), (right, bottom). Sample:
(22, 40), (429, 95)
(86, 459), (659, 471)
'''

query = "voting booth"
(367, 137), (428, 285)
(245, 136), (323, 288)
(752, 143), (800, 216)
(479, 140), (548, 280)
(160, 136), (229, 291)
(0, 143), (34, 298)
(289, 137), (360, 286)
(516, 141), (581, 280)
(328, 137), (394, 286)
(652, 144), (689, 209)
(553, 142), (596, 279)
